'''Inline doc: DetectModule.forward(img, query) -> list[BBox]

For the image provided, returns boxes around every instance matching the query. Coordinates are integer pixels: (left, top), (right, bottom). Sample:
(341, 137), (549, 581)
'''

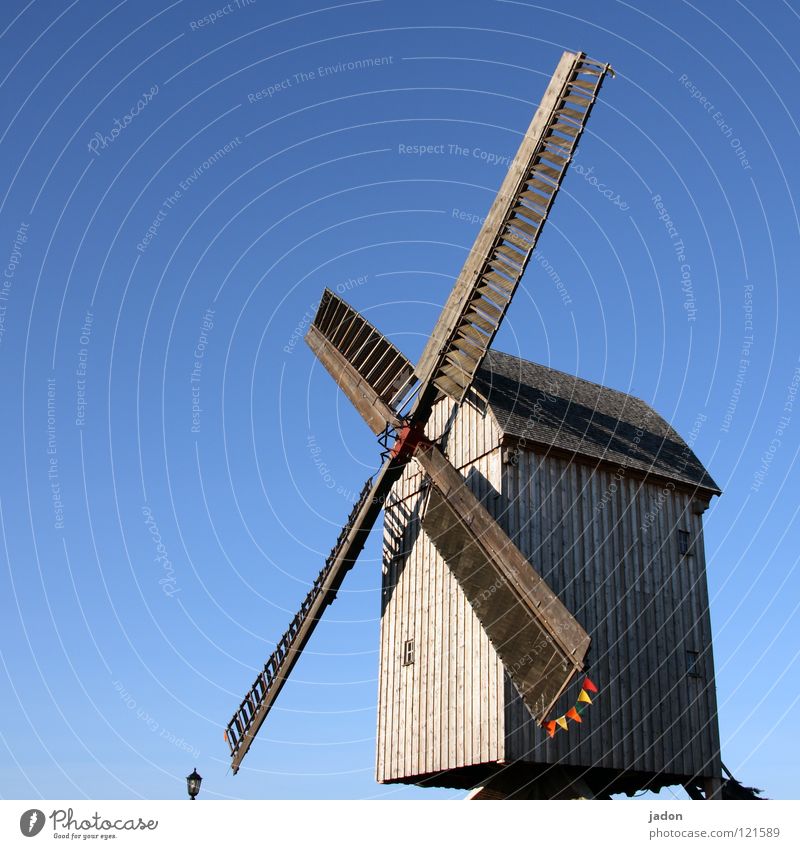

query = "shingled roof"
(472, 350), (720, 495)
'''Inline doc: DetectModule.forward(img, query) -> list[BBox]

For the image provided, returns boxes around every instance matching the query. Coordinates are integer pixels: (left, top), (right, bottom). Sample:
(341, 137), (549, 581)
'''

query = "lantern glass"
(186, 768), (202, 800)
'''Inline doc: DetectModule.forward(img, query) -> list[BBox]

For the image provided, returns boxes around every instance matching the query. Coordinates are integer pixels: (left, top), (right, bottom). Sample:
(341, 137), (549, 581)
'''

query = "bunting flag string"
(542, 677), (599, 738)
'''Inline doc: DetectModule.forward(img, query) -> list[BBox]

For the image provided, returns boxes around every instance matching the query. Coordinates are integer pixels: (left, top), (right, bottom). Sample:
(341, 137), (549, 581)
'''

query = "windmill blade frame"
(412, 51), (613, 410)
(306, 288), (416, 433)
(225, 458), (405, 773)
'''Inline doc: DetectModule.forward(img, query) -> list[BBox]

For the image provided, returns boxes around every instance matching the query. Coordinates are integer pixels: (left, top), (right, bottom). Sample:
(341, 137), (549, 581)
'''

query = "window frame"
(685, 649), (702, 678)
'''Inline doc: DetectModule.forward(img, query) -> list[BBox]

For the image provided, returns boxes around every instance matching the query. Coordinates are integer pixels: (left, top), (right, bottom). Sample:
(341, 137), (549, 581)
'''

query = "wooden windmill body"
(377, 352), (722, 798)
(223, 51), (725, 799)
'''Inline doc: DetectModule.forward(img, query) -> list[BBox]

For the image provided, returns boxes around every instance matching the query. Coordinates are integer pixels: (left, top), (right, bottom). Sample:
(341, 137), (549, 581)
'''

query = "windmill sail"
(226, 460), (405, 772)
(306, 289), (416, 433)
(414, 52), (613, 405)
(415, 441), (590, 721)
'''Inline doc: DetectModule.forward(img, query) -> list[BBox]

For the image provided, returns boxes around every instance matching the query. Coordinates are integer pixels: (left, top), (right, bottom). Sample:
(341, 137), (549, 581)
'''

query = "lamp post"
(186, 768), (202, 800)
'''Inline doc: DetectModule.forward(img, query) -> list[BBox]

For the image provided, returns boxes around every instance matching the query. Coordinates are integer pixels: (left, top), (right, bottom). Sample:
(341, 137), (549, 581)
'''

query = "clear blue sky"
(1, 0), (798, 800)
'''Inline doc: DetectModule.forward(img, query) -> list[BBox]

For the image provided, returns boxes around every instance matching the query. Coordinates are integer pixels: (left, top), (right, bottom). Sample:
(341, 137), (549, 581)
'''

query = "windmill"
(224, 51), (725, 799)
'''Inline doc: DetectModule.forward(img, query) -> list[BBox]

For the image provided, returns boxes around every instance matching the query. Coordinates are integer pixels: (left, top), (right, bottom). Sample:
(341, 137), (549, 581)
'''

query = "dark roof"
(473, 350), (720, 494)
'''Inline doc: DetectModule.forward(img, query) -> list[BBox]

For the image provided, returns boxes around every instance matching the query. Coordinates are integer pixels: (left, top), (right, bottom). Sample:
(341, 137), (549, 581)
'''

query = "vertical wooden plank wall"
(375, 399), (505, 782)
(501, 449), (721, 780)
(376, 398), (721, 785)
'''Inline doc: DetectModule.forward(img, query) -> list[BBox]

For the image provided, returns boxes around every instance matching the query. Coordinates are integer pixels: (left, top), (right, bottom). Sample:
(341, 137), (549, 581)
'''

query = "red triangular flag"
(545, 720), (557, 738)
(583, 676), (599, 693)
(566, 706), (582, 723)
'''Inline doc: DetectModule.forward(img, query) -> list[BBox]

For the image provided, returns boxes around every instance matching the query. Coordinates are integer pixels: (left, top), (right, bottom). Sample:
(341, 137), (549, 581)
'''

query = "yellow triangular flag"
(577, 689), (593, 705)
(556, 716), (568, 731)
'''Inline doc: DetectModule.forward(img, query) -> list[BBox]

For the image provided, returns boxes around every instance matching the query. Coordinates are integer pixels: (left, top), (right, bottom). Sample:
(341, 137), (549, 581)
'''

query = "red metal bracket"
(390, 422), (428, 460)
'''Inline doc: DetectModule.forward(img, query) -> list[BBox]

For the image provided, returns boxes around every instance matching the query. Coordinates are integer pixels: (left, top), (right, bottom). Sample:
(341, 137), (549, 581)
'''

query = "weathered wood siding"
(501, 449), (721, 779)
(377, 398), (721, 785)
(376, 398), (507, 782)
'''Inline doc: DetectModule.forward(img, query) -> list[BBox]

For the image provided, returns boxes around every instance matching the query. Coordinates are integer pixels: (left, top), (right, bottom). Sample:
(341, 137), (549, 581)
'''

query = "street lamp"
(186, 768), (202, 800)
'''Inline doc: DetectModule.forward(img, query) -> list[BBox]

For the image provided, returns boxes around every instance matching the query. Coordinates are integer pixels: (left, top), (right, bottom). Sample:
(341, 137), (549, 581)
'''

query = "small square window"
(678, 529), (692, 556)
(686, 649), (702, 678)
(402, 639), (414, 666)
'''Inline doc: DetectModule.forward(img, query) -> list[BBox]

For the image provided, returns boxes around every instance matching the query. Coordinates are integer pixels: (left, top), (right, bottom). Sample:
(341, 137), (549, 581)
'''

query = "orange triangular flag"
(556, 716), (568, 731)
(583, 676), (599, 693)
(223, 731), (228, 742)
(566, 706), (582, 723)
(577, 689), (593, 705)
(545, 720), (557, 738)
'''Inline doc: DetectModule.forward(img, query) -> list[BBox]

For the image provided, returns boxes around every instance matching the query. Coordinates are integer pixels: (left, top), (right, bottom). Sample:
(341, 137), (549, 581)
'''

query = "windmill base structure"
(377, 351), (722, 799)
(223, 50), (728, 800)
